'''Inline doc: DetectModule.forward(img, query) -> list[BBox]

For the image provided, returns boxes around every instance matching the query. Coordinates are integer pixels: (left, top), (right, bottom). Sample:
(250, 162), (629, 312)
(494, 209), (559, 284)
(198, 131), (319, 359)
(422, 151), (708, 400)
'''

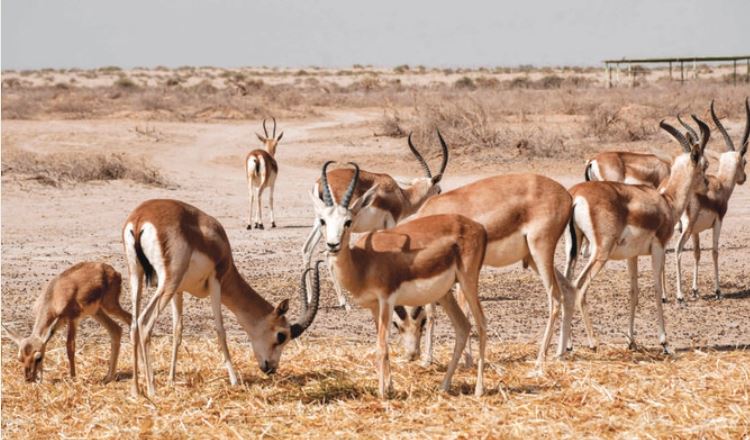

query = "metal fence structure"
(603, 55), (750, 88)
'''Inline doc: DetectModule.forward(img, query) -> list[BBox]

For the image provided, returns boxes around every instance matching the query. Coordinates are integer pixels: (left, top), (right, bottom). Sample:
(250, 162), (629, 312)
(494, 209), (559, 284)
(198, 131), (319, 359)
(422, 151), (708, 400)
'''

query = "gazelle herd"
(3, 98), (748, 400)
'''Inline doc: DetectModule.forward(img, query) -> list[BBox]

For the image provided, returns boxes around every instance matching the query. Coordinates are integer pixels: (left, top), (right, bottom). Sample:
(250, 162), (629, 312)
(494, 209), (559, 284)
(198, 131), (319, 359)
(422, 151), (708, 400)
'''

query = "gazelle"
(393, 174), (576, 370)
(584, 151), (671, 187)
(563, 116), (709, 354)
(2, 262), (131, 383)
(311, 162), (488, 398)
(302, 131), (449, 308)
(123, 199), (320, 397)
(675, 98), (749, 301)
(246, 117), (284, 230)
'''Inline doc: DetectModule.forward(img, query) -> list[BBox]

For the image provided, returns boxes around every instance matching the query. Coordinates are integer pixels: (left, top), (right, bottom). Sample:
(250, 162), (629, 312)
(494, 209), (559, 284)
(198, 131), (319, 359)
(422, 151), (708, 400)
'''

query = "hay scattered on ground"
(2, 337), (749, 438)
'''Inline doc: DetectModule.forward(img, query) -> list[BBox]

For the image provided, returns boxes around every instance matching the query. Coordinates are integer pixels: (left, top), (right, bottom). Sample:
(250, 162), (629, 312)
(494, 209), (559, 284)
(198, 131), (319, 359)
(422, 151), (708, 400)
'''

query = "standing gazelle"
(563, 116), (709, 354)
(302, 132), (448, 308)
(246, 118), (284, 230)
(123, 199), (320, 397)
(311, 161), (488, 398)
(675, 98), (749, 300)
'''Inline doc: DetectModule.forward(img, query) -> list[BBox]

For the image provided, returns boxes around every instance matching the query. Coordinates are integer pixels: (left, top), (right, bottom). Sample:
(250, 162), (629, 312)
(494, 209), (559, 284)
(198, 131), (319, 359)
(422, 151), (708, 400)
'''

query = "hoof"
(588, 345), (597, 353)
(420, 359), (432, 369)
(628, 341), (637, 351)
(715, 290), (722, 300)
(661, 297), (668, 304)
(662, 344), (673, 356)
(566, 346), (573, 352)
(246, 224), (252, 230)
(677, 297), (686, 307)
(271, 222), (277, 228)
(257, 223), (264, 230)
(103, 374), (116, 384)
(691, 288), (699, 299)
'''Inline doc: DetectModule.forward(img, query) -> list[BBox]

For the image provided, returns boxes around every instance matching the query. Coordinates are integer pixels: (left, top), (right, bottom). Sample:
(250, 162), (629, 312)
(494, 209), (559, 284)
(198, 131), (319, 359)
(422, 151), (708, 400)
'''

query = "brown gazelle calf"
(311, 162), (488, 398)
(2, 262), (131, 383)
(675, 99), (749, 300)
(563, 116), (709, 354)
(246, 117), (284, 230)
(123, 199), (320, 397)
(302, 131), (448, 308)
(394, 174), (576, 371)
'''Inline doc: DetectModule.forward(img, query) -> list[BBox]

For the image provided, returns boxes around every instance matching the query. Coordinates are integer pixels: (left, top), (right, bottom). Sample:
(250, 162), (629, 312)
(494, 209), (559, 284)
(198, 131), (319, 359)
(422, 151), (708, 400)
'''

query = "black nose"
(261, 361), (276, 375)
(327, 242), (340, 250)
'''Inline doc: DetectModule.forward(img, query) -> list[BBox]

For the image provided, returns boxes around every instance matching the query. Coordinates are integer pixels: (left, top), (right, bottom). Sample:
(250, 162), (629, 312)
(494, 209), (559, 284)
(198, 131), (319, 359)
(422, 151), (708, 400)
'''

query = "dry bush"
(374, 110), (407, 137)
(2, 146), (171, 187)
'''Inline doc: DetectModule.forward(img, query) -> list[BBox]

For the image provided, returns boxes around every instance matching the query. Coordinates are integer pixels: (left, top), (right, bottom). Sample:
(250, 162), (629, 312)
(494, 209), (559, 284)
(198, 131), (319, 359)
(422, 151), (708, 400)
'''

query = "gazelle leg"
(573, 256), (608, 351)
(420, 303), (437, 367)
(326, 254), (349, 310)
(712, 220), (722, 299)
(128, 271), (144, 396)
(626, 257), (639, 349)
(247, 180), (255, 230)
(376, 298), (394, 398)
(455, 275), (486, 397)
(254, 187), (264, 229)
(66, 319), (77, 378)
(169, 292), (184, 384)
(93, 310), (123, 383)
(269, 179), (277, 228)
(455, 288), (473, 368)
(691, 233), (701, 298)
(209, 276), (238, 385)
(651, 244), (671, 354)
(436, 293), (470, 393)
(674, 224), (692, 303)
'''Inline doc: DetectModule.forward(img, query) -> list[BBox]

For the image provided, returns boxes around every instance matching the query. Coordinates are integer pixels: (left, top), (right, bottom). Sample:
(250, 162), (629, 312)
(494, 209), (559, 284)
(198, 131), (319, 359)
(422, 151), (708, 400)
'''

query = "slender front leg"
(651, 245), (670, 354)
(209, 277), (238, 385)
(691, 233), (701, 298)
(128, 272), (143, 396)
(436, 293), (470, 393)
(66, 320), (77, 378)
(712, 220), (722, 299)
(376, 298), (394, 398)
(169, 292), (184, 384)
(674, 224), (691, 302)
(455, 281), (487, 397)
(626, 257), (639, 349)
(326, 255), (350, 310)
(455, 288), (473, 368)
(420, 303), (437, 367)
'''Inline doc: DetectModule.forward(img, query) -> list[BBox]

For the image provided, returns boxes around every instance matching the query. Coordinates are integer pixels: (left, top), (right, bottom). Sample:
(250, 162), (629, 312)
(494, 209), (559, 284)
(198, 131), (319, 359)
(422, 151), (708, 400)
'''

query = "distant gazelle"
(311, 161), (488, 398)
(674, 99), (749, 300)
(302, 132), (449, 308)
(246, 118), (284, 230)
(123, 199), (320, 397)
(563, 116), (709, 354)
(2, 262), (131, 383)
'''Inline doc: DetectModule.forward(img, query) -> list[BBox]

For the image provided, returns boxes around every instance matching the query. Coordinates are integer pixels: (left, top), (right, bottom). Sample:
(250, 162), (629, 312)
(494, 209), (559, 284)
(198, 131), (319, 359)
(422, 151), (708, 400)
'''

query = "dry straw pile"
(2, 336), (749, 438)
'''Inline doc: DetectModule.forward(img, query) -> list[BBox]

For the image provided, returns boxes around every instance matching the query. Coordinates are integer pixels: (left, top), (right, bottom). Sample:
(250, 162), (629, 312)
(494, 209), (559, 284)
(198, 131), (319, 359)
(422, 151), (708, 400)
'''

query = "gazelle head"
(404, 130), (450, 201)
(392, 306), (427, 361)
(255, 117), (284, 156)
(310, 161), (379, 254)
(251, 263), (322, 374)
(709, 98), (749, 185)
(660, 114), (710, 194)
(3, 318), (59, 382)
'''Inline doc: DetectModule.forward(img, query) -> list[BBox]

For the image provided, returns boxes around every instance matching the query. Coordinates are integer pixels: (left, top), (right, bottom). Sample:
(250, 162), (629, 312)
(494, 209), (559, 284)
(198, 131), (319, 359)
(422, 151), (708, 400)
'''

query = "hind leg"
(455, 273), (486, 397)
(254, 187), (265, 229)
(436, 293), (470, 393)
(712, 220), (722, 299)
(169, 293), (184, 384)
(455, 287), (473, 368)
(573, 256), (608, 351)
(268, 177), (277, 228)
(651, 243), (671, 354)
(66, 319), (77, 378)
(93, 310), (123, 383)
(626, 257), (639, 349)
(420, 303), (437, 367)
(247, 180), (256, 230)
(691, 233), (701, 297)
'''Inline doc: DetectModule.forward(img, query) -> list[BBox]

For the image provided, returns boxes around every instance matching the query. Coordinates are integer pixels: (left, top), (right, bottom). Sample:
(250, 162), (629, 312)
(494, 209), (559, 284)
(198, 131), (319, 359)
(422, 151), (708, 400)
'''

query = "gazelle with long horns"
(302, 131), (449, 308)
(675, 99), (749, 301)
(246, 117), (284, 230)
(311, 161), (488, 398)
(123, 199), (320, 397)
(563, 116), (709, 354)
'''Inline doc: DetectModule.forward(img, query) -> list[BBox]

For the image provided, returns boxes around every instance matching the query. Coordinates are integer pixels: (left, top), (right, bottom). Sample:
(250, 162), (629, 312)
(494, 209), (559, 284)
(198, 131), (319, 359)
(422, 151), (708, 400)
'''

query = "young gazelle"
(675, 99), (749, 300)
(302, 132), (448, 308)
(2, 262), (131, 383)
(123, 199), (320, 397)
(311, 162), (488, 398)
(246, 117), (284, 230)
(563, 116), (709, 354)
(393, 174), (576, 370)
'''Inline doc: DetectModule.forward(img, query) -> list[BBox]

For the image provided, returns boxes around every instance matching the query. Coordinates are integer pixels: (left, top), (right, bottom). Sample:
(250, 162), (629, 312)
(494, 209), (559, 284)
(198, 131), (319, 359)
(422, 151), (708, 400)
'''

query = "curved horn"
(407, 132), (432, 178)
(660, 120), (692, 153)
(691, 114), (711, 153)
(677, 114), (699, 145)
(340, 162), (360, 208)
(710, 99), (735, 151)
(262, 118), (269, 138)
(272, 117), (277, 139)
(435, 129), (450, 177)
(741, 97), (749, 153)
(320, 161), (335, 207)
(290, 261), (322, 339)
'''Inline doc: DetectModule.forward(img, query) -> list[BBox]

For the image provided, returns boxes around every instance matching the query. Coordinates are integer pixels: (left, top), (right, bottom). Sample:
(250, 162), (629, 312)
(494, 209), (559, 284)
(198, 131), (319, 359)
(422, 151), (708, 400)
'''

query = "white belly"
(177, 251), (215, 297)
(610, 226), (654, 260)
(483, 232), (528, 267)
(390, 268), (457, 307)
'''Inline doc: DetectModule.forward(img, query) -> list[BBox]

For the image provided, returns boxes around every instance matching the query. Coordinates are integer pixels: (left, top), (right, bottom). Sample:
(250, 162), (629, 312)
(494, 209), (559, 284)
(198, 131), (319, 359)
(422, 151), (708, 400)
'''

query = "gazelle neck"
(661, 156), (697, 222)
(328, 231), (364, 296)
(401, 180), (433, 219)
(220, 264), (274, 338)
(265, 142), (277, 157)
(716, 153), (740, 194)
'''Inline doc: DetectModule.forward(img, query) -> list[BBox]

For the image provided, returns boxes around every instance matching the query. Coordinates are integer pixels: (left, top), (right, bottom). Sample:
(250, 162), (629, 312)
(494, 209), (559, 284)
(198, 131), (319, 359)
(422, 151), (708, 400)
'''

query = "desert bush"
(394, 64), (410, 74)
(454, 76), (476, 90)
(508, 76), (532, 89)
(2, 147), (171, 187)
(475, 76), (501, 89)
(583, 103), (656, 142)
(113, 76), (138, 89)
(537, 75), (565, 89)
(375, 110), (406, 137)
(98, 66), (122, 73)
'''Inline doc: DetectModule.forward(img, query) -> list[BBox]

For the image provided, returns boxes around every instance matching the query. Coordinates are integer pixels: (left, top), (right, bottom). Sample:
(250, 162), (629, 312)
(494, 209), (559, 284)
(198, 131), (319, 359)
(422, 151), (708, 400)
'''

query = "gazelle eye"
(276, 332), (287, 345)
(344, 220), (352, 228)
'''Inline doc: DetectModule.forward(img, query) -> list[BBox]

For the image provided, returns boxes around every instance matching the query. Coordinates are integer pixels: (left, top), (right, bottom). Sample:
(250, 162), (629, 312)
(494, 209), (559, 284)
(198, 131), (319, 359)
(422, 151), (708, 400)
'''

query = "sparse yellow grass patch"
(2, 337), (749, 439)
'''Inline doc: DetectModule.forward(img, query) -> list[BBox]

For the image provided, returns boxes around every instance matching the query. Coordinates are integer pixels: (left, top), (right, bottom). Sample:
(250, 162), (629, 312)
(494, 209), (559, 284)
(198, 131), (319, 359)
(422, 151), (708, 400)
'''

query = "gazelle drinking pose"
(246, 117), (284, 230)
(674, 99), (749, 300)
(393, 174), (576, 371)
(563, 116), (709, 354)
(302, 132), (449, 308)
(311, 161), (488, 398)
(123, 199), (320, 397)
(3, 262), (131, 383)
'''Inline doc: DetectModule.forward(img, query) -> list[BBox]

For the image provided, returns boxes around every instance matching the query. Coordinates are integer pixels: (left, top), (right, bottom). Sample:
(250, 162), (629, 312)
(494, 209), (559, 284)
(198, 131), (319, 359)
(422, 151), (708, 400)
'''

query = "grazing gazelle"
(563, 116), (709, 354)
(2, 262), (131, 383)
(302, 131), (449, 308)
(246, 117), (284, 230)
(311, 161), (488, 398)
(394, 174), (576, 371)
(675, 99), (749, 301)
(123, 199), (320, 397)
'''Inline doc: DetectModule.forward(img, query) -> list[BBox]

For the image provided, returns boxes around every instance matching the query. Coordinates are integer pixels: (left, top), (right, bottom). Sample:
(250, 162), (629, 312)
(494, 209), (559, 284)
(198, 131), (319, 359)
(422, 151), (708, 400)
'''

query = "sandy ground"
(2, 108), (750, 380)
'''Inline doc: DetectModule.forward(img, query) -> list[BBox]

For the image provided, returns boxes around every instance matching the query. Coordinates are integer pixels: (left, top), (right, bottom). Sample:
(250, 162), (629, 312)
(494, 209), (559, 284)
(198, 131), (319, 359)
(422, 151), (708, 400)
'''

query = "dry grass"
(2, 337), (749, 439)
(1, 146), (171, 187)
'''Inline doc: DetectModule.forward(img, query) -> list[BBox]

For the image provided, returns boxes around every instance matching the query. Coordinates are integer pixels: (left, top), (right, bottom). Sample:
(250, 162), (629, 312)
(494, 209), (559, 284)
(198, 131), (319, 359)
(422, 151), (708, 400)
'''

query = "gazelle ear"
(275, 299), (290, 317)
(309, 185), (328, 212)
(350, 184), (379, 213)
(2, 324), (23, 346)
(276, 131), (284, 142)
(42, 317), (60, 344)
(256, 133), (266, 143)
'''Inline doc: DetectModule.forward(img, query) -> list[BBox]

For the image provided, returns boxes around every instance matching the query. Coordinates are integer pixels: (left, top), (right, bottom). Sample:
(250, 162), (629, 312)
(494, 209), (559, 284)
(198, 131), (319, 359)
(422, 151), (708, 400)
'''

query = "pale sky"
(2, 0), (748, 70)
